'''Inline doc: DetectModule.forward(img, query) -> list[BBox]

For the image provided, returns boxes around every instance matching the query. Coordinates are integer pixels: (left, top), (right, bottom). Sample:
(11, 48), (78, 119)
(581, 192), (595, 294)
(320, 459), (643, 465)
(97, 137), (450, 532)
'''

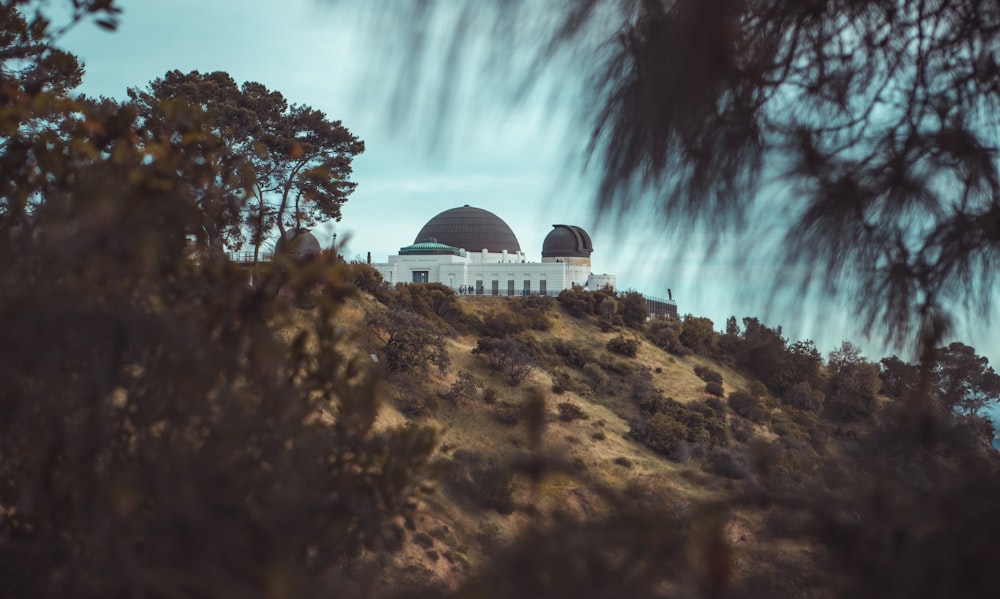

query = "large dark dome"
(542, 225), (593, 258)
(275, 229), (322, 260)
(414, 205), (521, 253)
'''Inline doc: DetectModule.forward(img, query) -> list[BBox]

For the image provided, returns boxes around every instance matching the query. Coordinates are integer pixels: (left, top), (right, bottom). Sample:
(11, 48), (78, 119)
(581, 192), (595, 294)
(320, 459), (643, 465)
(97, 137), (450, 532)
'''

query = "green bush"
(440, 370), (485, 403)
(705, 396), (727, 413)
(644, 318), (689, 355)
(473, 336), (538, 386)
(553, 339), (598, 369)
(343, 262), (385, 297)
(606, 335), (639, 357)
(679, 315), (716, 354)
(781, 381), (824, 413)
(477, 310), (530, 337)
(635, 413), (689, 459)
(384, 282), (462, 328)
(704, 381), (725, 397)
(729, 390), (769, 423)
(694, 365), (723, 384)
(366, 307), (451, 374)
(557, 286), (595, 318)
(519, 294), (555, 330)
(629, 373), (725, 457)
(618, 291), (648, 329)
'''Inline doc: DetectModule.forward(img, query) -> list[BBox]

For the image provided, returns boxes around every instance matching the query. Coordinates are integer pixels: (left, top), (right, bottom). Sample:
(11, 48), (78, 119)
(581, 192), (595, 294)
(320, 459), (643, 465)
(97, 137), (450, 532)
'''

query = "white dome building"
(371, 206), (615, 295)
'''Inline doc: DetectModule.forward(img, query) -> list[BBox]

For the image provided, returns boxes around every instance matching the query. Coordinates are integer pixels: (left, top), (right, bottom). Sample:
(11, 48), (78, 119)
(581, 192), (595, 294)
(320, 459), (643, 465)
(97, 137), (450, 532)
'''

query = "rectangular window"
(539, 280), (547, 295)
(507, 280), (515, 296)
(491, 280), (499, 296)
(523, 280), (531, 295)
(412, 270), (429, 283)
(476, 280), (484, 295)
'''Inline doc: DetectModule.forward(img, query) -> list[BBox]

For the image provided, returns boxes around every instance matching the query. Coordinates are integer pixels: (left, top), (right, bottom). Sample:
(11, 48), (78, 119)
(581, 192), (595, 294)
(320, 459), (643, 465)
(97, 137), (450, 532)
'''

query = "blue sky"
(59, 0), (999, 367)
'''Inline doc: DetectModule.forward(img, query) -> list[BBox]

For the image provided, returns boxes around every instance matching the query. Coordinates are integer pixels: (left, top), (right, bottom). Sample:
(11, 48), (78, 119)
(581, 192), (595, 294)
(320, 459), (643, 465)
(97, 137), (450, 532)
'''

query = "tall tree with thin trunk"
(130, 71), (364, 261)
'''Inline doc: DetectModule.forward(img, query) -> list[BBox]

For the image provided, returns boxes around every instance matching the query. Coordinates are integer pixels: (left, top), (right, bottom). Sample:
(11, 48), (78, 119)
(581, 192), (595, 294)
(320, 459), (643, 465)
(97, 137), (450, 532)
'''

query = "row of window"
(410, 270), (549, 295)
(464, 279), (547, 296)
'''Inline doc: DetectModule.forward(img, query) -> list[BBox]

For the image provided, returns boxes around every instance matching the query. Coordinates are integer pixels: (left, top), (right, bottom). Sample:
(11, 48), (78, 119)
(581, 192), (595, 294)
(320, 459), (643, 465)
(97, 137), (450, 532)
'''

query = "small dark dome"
(276, 229), (322, 260)
(542, 225), (593, 258)
(414, 206), (521, 253)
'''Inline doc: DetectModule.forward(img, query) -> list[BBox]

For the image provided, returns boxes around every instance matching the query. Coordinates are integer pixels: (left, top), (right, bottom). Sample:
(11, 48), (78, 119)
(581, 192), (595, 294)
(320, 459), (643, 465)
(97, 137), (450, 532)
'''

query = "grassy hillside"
(333, 285), (1000, 597)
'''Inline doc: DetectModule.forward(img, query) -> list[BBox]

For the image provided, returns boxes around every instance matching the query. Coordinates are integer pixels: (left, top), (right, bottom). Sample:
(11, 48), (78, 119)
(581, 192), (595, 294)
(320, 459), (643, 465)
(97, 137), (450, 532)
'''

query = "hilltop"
(326, 278), (1000, 597)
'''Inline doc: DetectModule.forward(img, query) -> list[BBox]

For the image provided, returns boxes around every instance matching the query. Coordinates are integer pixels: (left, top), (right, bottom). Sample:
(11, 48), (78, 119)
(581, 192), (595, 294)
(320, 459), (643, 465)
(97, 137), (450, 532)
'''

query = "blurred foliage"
(8, 2), (1000, 597)
(0, 3), (437, 597)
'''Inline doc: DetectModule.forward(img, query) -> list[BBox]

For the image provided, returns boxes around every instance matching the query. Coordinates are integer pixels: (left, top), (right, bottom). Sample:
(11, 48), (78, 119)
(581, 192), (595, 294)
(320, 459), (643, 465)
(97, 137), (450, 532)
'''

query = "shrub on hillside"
(618, 291), (648, 329)
(705, 396), (727, 414)
(729, 390), (769, 423)
(633, 413), (690, 459)
(473, 337), (537, 386)
(679, 315), (716, 355)
(825, 342), (880, 421)
(477, 310), (530, 337)
(366, 307), (451, 374)
(557, 286), (595, 317)
(557, 402), (589, 422)
(704, 381), (725, 397)
(606, 335), (639, 357)
(597, 296), (620, 325)
(384, 282), (462, 328)
(687, 400), (730, 446)
(343, 262), (385, 297)
(440, 370), (485, 404)
(553, 339), (598, 369)
(782, 407), (830, 453)
(629, 373), (726, 457)
(782, 381), (825, 413)
(694, 365), (723, 384)
(645, 318), (689, 355)
(519, 294), (555, 330)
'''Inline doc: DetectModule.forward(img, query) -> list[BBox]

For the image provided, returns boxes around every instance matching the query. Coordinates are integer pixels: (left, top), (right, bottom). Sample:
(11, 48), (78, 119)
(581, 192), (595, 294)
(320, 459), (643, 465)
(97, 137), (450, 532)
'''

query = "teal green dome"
(399, 238), (462, 256)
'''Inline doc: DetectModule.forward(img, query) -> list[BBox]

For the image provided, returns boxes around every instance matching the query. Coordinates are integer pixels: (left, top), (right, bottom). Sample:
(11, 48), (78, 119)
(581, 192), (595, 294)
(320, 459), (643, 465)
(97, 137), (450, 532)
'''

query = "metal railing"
(226, 251), (274, 264)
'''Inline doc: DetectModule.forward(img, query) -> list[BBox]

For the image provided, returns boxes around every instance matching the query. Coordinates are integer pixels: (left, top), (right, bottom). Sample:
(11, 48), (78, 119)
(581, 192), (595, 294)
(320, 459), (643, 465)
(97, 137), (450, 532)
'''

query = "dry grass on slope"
(319, 292), (829, 593)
